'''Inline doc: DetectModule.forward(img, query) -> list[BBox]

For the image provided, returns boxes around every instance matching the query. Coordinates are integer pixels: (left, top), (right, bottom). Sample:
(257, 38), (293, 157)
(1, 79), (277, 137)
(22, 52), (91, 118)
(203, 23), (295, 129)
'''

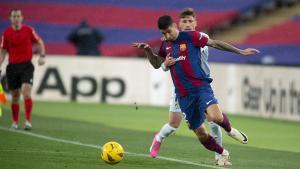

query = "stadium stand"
(209, 12), (300, 66)
(0, 0), (273, 57)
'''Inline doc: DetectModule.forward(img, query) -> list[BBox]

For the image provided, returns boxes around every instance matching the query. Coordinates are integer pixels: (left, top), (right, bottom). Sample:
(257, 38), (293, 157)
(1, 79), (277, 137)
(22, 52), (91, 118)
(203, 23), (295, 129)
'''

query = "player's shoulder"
(179, 31), (198, 40)
(199, 32), (209, 38)
(184, 31), (208, 39)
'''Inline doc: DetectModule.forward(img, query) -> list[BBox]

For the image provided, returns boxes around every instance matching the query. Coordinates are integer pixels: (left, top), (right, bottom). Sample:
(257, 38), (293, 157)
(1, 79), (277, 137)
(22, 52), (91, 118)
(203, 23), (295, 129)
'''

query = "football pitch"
(0, 102), (299, 169)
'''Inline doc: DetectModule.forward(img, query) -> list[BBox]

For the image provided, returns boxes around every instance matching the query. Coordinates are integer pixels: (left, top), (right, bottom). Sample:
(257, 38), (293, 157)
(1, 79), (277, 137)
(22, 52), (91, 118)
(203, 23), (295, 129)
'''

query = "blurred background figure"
(68, 20), (104, 56)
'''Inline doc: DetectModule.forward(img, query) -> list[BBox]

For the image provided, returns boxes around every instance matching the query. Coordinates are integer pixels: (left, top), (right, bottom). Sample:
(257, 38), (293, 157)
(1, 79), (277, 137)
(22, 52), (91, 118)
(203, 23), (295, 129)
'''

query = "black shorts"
(6, 61), (34, 90)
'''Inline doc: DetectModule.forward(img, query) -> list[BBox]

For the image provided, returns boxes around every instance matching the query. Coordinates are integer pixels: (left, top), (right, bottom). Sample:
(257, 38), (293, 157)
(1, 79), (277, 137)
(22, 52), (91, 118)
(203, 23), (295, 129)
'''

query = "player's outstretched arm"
(133, 42), (164, 69)
(206, 39), (260, 56)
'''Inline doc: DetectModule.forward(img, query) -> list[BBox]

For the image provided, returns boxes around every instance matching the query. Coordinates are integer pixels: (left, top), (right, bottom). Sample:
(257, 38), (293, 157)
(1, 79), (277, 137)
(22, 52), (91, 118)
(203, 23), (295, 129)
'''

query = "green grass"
(0, 102), (300, 169)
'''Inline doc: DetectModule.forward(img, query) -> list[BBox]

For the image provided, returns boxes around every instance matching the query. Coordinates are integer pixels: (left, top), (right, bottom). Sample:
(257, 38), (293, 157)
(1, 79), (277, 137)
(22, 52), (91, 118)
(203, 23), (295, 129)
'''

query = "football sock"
(11, 103), (20, 123)
(209, 121), (223, 159)
(25, 98), (33, 122)
(216, 113), (232, 133)
(201, 134), (224, 154)
(156, 123), (177, 142)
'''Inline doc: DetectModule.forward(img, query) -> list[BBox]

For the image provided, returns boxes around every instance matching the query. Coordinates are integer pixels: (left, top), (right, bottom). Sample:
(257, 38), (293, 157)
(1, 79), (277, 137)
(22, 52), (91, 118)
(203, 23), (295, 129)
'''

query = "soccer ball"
(101, 141), (124, 164)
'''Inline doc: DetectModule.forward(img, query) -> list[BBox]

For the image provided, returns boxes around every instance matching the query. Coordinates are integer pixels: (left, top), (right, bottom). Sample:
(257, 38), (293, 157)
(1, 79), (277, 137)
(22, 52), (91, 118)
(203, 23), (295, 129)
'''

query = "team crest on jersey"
(180, 44), (186, 51)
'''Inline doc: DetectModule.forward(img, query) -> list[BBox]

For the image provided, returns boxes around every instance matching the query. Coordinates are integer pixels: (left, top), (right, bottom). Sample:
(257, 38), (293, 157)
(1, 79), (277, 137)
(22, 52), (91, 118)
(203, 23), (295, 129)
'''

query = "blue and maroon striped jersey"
(159, 31), (212, 96)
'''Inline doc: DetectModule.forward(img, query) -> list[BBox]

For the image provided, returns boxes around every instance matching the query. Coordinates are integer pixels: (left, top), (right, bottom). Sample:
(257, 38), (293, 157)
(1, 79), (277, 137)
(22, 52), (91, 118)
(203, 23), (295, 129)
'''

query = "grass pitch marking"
(0, 126), (227, 169)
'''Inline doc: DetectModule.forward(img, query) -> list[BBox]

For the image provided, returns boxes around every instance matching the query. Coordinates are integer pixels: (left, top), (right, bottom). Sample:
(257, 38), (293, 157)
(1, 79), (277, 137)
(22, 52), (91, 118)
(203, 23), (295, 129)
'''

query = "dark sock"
(216, 113), (232, 133)
(25, 98), (33, 122)
(11, 104), (20, 123)
(201, 135), (224, 154)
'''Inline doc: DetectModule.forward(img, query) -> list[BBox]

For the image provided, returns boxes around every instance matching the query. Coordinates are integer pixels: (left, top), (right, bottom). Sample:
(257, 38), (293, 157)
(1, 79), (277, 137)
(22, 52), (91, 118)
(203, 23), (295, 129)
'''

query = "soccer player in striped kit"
(150, 8), (226, 165)
(134, 15), (259, 165)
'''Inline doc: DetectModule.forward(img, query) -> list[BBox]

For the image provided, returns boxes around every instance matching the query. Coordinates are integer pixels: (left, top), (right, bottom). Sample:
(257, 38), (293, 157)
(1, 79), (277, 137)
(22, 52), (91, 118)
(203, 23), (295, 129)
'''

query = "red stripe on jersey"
(178, 41), (203, 87)
(158, 41), (167, 58)
(168, 41), (187, 96)
(171, 67), (188, 96)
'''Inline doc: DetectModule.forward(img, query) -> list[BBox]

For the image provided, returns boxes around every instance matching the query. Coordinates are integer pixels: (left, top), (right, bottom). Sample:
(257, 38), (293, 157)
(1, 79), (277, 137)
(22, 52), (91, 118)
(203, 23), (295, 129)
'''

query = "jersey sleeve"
(30, 27), (40, 43)
(190, 31), (208, 48)
(158, 41), (167, 58)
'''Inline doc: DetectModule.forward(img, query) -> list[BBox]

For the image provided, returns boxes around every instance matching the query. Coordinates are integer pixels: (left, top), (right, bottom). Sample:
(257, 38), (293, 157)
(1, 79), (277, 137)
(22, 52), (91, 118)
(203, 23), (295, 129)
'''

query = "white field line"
(0, 126), (227, 169)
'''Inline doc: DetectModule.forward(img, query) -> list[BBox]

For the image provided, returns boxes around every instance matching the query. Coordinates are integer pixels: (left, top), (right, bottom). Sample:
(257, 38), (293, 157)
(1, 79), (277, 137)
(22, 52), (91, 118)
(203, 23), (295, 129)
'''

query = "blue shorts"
(178, 85), (218, 130)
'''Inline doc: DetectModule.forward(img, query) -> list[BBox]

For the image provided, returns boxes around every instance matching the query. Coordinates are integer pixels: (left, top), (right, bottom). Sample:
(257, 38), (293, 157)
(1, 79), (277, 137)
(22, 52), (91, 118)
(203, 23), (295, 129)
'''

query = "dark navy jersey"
(159, 31), (212, 96)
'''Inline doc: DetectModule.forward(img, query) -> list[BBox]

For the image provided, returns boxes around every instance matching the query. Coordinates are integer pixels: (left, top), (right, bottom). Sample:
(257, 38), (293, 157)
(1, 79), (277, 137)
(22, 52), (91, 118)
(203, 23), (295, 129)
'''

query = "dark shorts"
(178, 85), (218, 130)
(6, 61), (34, 90)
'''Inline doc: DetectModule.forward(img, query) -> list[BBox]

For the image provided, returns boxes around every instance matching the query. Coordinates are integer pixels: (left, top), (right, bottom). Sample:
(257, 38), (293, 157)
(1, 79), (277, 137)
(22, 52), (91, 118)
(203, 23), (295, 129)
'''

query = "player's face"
(179, 16), (197, 31)
(160, 23), (179, 41)
(10, 10), (23, 26)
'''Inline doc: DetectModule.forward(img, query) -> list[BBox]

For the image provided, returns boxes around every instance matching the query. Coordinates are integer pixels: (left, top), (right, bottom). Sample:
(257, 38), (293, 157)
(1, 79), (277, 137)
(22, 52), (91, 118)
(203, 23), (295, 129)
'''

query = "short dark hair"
(9, 9), (22, 16)
(157, 15), (173, 30)
(179, 8), (196, 18)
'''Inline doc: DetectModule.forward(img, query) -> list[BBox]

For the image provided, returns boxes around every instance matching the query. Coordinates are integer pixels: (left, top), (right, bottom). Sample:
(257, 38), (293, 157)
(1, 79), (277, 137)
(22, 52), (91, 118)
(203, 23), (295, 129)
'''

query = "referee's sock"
(11, 103), (20, 123)
(25, 98), (32, 122)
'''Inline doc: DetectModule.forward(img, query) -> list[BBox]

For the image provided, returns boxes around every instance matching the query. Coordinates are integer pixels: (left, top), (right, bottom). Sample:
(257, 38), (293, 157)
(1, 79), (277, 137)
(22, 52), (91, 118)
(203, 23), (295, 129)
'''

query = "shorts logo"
(180, 44), (186, 51)
(206, 100), (213, 105)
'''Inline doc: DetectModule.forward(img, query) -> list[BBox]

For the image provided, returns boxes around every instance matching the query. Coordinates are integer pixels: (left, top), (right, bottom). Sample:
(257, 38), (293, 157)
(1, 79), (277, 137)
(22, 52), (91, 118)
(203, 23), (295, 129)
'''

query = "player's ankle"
(221, 149), (229, 156)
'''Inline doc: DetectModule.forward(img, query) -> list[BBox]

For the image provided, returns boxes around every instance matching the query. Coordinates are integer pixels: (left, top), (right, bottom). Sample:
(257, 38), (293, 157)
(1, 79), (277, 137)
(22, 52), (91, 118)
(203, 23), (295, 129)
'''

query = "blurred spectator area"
(0, 0), (276, 57)
(209, 8), (300, 66)
(0, 0), (299, 66)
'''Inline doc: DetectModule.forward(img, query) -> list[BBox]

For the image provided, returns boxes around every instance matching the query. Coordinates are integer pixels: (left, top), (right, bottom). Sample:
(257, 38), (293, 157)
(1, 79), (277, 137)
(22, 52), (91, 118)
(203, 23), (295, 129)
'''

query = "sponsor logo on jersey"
(174, 55), (186, 62)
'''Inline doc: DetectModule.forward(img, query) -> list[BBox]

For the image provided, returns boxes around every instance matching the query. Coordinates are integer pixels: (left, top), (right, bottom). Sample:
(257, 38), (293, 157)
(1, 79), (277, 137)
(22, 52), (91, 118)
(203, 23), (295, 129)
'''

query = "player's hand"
(132, 43), (151, 50)
(164, 54), (175, 66)
(240, 48), (260, 55)
(38, 56), (46, 66)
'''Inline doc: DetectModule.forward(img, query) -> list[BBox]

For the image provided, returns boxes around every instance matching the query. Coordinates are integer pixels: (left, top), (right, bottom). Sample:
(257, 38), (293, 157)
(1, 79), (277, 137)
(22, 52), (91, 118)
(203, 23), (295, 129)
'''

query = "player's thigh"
(6, 64), (22, 90)
(20, 62), (34, 86)
(206, 104), (223, 122)
(198, 86), (219, 121)
(169, 89), (182, 113)
(178, 95), (205, 130)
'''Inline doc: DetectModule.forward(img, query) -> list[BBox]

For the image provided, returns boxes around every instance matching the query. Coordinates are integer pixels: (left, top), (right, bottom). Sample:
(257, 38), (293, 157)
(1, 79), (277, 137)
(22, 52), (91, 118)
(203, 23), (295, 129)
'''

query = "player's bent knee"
(169, 121), (180, 128)
(214, 113), (224, 123)
(194, 126), (209, 142)
(197, 132), (209, 142)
